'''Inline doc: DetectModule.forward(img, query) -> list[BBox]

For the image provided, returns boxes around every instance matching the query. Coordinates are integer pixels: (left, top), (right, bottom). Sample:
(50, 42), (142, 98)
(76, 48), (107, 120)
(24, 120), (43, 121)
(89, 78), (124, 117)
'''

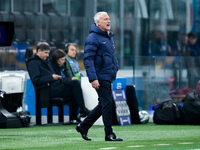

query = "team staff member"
(64, 43), (82, 79)
(76, 11), (123, 141)
(27, 42), (90, 118)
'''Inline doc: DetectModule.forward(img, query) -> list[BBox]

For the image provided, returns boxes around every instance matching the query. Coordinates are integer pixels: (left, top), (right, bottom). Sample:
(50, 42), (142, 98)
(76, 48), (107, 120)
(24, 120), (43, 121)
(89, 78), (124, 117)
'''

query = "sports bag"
(182, 90), (200, 125)
(153, 100), (184, 125)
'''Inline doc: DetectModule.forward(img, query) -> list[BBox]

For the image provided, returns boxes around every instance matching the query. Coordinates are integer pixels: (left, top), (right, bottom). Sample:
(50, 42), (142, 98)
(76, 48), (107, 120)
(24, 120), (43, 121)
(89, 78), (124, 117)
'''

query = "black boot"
(79, 108), (90, 117)
(105, 133), (123, 141)
(75, 124), (91, 141)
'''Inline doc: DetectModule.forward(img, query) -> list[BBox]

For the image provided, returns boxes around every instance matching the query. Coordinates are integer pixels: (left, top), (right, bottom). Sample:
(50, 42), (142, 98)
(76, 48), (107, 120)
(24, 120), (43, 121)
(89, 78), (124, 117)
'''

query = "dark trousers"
(51, 80), (85, 120)
(80, 80), (113, 137)
(69, 99), (79, 120)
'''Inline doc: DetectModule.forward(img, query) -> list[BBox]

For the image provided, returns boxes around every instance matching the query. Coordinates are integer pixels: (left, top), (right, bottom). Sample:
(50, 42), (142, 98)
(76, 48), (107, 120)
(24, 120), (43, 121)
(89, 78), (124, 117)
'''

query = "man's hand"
(72, 77), (79, 80)
(52, 74), (62, 80)
(91, 80), (100, 90)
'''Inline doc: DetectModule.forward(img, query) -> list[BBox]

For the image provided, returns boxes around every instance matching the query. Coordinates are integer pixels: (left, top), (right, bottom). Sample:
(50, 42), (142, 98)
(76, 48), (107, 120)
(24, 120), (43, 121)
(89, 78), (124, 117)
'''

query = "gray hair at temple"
(94, 11), (108, 25)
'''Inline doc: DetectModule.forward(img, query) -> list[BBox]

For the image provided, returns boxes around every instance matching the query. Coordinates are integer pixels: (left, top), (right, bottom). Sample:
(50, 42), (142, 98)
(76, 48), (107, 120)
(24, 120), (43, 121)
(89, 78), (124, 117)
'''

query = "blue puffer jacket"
(84, 23), (119, 83)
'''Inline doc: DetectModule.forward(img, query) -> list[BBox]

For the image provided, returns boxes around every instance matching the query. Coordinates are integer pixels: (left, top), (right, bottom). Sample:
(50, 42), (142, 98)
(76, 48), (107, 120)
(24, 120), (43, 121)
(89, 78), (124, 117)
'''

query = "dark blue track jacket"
(83, 23), (119, 83)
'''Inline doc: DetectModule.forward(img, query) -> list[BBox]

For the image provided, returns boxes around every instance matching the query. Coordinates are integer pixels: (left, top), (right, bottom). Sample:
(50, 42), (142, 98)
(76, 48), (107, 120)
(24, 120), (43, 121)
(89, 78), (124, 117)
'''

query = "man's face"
(37, 49), (50, 60)
(188, 37), (196, 45)
(97, 13), (111, 31)
(67, 45), (77, 58)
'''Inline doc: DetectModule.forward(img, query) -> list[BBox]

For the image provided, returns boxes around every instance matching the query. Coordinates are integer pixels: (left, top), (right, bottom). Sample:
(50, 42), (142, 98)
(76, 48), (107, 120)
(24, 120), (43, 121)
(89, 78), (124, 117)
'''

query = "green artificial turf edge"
(0, 123), (200, 150)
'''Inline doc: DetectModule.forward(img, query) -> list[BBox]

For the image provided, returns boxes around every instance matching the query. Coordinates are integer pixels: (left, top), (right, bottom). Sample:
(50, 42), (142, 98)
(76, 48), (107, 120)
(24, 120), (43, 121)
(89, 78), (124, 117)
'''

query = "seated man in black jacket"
(27, 42), (90, 123)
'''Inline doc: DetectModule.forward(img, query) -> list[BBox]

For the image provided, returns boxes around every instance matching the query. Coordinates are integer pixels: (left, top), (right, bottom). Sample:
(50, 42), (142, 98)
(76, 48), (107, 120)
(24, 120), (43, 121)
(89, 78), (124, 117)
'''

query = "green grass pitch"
(0, 123), (200, 150)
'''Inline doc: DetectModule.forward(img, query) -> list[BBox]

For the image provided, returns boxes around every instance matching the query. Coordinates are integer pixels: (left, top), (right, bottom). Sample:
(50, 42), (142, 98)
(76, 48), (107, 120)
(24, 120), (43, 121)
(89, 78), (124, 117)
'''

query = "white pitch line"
(128, 145), (145, 148)
(178, 142), (194, 145)
(154, 144), (171, 146)
(99, 147), (118, 150)
(99, 142), (195, 150)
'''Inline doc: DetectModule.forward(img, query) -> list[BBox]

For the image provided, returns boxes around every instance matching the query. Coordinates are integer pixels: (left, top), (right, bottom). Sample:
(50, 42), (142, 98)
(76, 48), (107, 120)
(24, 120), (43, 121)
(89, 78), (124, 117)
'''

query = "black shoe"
(70, 118), (81, 124)
(75, 124), (91, 141)
(105, 133), (123, 141)
(79, 108), (90, 117)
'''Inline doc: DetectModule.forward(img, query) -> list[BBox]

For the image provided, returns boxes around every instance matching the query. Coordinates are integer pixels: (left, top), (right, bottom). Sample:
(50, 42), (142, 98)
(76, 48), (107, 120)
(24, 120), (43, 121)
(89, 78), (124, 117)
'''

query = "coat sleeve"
(83, 37), (99, 82)
(65, 60), (74, 79)
(27, 60), (54, 85)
